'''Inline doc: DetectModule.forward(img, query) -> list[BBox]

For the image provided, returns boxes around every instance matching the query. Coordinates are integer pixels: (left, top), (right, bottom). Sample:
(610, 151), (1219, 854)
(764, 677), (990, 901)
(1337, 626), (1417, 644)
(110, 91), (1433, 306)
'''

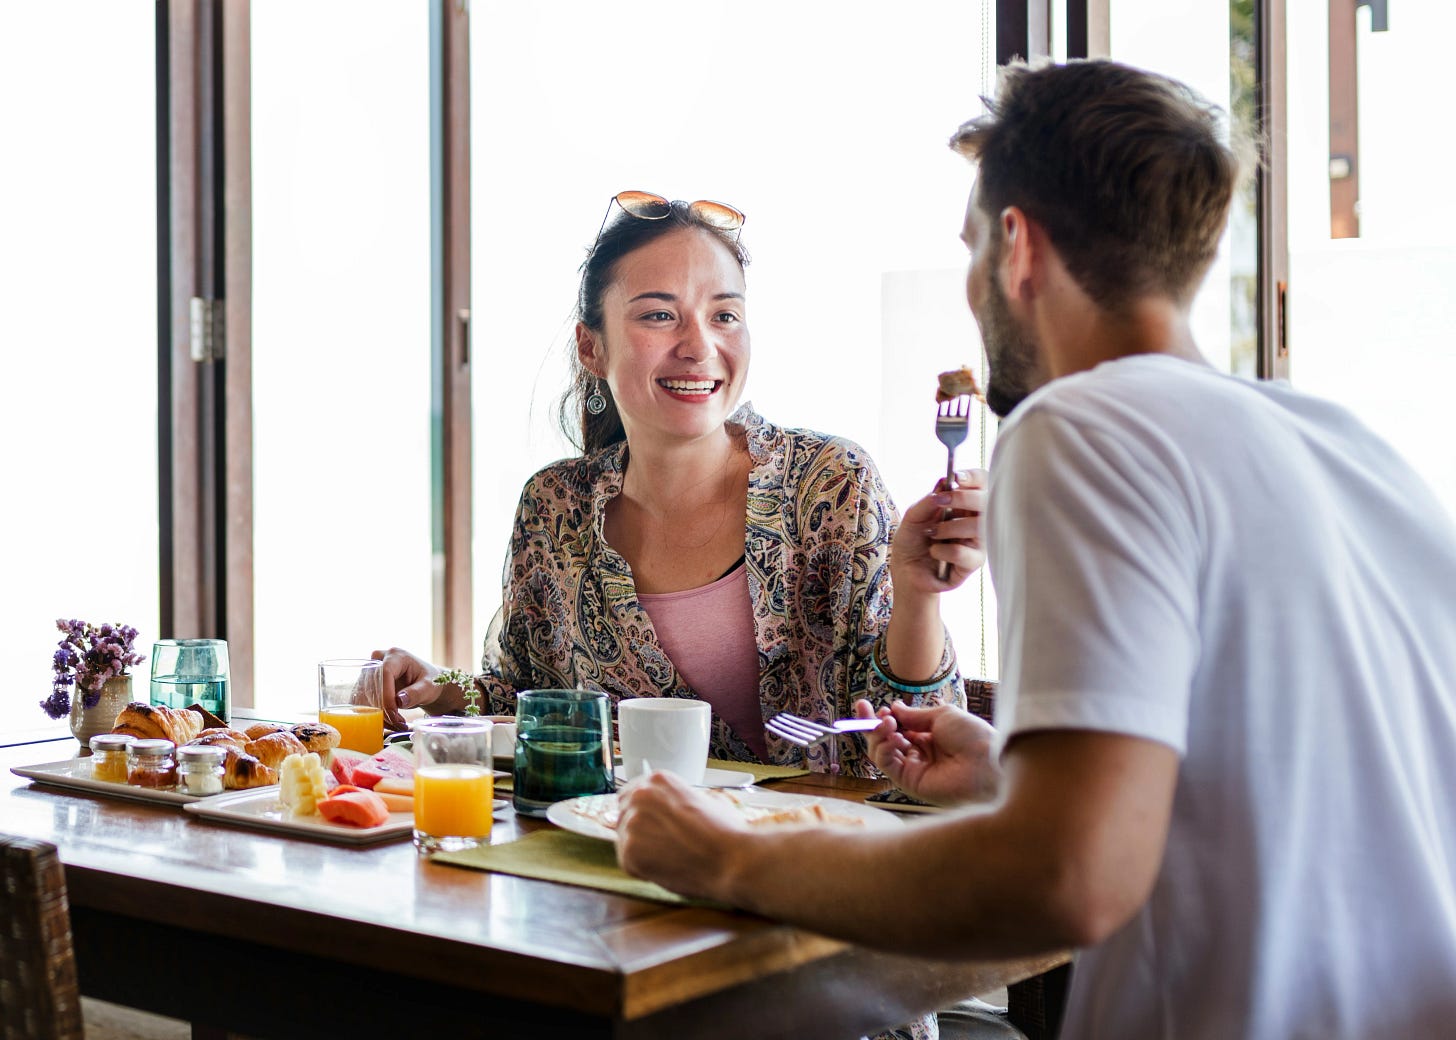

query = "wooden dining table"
(2, 737), (1067, 1040)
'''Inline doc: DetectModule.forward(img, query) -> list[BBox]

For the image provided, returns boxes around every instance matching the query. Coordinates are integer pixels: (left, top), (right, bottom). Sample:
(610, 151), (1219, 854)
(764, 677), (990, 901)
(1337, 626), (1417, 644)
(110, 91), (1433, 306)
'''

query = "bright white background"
(1, 4), (159, 741)
(5, 1), (1452, 732)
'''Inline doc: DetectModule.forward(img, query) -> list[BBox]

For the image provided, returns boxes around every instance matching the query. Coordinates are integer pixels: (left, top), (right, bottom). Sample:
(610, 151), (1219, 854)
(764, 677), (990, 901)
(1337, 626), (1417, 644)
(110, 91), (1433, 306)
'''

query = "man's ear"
(998, 205), (1038, 303)
(575, 322), (603, 375)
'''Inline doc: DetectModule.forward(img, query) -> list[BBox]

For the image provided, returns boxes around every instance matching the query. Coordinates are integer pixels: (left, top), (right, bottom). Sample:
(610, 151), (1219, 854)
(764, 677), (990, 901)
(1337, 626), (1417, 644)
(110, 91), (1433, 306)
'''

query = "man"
(615, 59), (1456, 1038)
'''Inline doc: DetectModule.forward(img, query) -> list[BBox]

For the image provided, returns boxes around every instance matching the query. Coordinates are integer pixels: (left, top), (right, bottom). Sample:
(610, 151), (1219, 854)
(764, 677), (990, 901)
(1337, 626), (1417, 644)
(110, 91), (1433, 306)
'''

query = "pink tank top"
(636, 561), (767, 760)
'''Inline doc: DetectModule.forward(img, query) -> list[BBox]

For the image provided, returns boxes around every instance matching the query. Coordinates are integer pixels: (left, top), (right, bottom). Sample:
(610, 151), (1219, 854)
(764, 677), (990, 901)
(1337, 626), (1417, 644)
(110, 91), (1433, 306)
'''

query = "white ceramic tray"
(11, 758), (230, 806)
(184, 788), (513, 846)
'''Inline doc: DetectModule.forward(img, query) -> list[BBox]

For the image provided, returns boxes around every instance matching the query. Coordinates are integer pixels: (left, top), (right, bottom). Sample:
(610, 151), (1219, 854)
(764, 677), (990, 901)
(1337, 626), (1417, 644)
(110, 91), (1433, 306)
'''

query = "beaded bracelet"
(870, 635), (956, 695)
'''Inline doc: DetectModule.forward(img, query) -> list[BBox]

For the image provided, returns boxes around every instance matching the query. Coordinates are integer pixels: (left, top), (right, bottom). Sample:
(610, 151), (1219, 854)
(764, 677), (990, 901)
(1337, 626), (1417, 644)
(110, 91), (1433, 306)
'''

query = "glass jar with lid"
(176, 744), (226, 795)
(88, 733), (135, 783)
(127, 738), (178, 789)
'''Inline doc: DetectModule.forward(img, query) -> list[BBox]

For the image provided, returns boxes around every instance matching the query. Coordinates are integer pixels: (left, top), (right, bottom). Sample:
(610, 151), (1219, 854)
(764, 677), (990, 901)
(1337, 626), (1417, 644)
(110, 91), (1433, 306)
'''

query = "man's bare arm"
(622, 730), (1178, 958)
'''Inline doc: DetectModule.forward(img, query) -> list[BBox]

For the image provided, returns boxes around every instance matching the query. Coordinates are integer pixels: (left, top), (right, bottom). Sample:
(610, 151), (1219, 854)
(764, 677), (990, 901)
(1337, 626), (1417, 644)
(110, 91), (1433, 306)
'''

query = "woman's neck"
(620, 429), (747, 516)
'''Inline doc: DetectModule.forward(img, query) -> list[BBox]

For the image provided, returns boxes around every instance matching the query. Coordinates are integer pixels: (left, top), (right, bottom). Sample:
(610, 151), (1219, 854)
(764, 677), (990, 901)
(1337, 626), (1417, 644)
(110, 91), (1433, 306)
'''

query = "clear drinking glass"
(150, 639), (231, 722)
(412, 716), (495, 854)
(512, 690), (614, 817)
(317, 659), (384, 754)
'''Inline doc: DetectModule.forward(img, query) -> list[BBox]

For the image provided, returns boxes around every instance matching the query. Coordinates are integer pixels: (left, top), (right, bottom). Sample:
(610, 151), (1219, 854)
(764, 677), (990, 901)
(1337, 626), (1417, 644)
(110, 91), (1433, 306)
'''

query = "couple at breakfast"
(371, 59), (1456, 1039)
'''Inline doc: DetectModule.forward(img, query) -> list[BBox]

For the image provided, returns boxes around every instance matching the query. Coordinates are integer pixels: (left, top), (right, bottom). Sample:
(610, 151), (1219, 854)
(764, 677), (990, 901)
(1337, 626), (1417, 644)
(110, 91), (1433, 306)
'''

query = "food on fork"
(111, 702), (204, 745)
(935, 365), (984, 403)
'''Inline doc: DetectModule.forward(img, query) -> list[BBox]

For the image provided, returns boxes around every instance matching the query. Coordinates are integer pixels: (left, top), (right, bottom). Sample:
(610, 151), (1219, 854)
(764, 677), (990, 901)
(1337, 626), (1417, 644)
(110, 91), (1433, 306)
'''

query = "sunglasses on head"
(591, 190), (746, 253)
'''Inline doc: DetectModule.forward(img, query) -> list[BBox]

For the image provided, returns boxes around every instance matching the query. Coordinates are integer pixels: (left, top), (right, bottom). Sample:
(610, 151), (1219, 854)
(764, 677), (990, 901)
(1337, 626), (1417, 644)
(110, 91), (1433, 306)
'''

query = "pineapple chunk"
(279, 752), (329, 816)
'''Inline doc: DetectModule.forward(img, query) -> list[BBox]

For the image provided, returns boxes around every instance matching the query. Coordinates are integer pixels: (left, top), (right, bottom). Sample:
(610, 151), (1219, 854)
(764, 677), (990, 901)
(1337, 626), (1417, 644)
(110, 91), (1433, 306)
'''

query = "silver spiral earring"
(585, 378), (608, 416)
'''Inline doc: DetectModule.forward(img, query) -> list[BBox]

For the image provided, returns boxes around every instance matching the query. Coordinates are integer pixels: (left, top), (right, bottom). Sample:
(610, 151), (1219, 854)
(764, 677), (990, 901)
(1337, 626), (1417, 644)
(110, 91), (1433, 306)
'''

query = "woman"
(374, 192), (985, 779)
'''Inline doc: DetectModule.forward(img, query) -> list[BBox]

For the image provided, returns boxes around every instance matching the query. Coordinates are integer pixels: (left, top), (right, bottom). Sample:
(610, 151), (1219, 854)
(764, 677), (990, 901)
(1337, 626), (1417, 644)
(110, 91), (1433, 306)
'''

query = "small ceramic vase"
(69, 674), (134, 749)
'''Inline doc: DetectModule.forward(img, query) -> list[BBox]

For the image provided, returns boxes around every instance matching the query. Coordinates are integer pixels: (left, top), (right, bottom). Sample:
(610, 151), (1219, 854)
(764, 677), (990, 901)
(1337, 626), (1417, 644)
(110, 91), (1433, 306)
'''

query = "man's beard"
(977, 274), (1040, 419)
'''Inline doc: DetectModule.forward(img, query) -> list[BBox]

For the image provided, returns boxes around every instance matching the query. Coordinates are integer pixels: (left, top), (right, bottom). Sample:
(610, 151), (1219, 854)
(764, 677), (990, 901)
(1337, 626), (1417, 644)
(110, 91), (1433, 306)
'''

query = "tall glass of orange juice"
(411, 717), (495, 854)
(317, 659), (384, 754)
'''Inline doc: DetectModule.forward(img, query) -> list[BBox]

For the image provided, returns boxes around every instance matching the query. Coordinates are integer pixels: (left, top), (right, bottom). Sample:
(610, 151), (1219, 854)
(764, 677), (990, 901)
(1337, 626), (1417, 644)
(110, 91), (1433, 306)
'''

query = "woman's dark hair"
(559, 200), (750, 455)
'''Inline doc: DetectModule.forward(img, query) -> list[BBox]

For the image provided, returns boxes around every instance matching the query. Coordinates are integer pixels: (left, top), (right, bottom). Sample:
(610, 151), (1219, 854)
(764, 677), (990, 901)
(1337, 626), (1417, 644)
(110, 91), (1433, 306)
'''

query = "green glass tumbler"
(512, 689), (614, 817)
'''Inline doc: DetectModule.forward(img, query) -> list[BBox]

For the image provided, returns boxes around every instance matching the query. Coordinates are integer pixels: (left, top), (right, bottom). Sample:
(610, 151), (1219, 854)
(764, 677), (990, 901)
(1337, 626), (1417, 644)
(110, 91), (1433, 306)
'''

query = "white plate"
(11, 758), (231, 806)
(547, 787), (902, 843)
(612, 765), (755, 789)
(184, 789), (514, 846)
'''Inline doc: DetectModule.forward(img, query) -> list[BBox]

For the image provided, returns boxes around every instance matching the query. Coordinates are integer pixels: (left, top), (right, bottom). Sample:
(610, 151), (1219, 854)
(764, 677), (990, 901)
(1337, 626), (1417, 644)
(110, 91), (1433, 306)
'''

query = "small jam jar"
(88, 733), (134, 783)
(176, 744), (226, 795)
(127, 738), (178, 789)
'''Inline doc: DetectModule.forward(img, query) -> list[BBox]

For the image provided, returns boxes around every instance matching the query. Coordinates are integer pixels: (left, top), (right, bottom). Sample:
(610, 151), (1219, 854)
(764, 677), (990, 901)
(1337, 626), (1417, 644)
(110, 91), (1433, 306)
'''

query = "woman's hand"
(890, 467), (987, 598)
(855, 698), (1000, 805)
(370, 647), (453, 731)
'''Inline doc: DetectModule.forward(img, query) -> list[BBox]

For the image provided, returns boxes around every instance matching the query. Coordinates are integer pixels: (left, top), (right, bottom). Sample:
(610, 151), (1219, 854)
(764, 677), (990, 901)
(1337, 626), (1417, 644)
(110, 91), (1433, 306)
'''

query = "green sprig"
(432, 668), (482, 716)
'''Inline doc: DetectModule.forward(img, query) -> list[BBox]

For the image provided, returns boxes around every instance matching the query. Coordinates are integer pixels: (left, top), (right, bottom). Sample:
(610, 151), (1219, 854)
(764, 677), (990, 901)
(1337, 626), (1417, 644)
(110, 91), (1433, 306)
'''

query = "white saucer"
(613, 765), (755, 789)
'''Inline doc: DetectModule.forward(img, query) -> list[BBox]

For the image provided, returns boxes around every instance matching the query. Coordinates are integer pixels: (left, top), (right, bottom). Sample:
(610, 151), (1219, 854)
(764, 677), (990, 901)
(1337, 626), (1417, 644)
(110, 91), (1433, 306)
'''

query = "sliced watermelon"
(329, 747), (371, 787)
(350, 747), (416, 790)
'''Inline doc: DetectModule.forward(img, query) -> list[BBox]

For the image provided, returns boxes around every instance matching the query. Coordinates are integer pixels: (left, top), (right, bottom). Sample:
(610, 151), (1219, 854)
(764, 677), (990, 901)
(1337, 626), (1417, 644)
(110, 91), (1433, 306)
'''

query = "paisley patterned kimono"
(476, 403), (964, 780)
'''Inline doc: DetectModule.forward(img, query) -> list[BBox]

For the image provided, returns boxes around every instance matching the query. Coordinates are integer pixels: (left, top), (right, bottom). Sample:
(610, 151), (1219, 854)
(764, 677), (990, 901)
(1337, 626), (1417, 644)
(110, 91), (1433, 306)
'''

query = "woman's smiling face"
(578, 226), (750, 448)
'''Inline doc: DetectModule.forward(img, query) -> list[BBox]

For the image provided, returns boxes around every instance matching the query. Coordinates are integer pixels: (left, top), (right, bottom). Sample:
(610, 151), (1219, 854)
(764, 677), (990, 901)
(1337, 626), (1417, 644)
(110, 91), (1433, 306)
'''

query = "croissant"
(244, 722), (288, 741)
(112, 702), (204, 745)
(290, 722), (340, 757)
(245, 730), (307, 770)
(218, 746), (276, 789)
(189, 730), (248, 753)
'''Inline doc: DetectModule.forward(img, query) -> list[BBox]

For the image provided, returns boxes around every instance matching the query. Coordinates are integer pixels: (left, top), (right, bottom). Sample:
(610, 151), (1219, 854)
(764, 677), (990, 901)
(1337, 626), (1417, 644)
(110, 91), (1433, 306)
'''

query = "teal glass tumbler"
(150, 639), (231, 722)
(512, 689), (614, 817)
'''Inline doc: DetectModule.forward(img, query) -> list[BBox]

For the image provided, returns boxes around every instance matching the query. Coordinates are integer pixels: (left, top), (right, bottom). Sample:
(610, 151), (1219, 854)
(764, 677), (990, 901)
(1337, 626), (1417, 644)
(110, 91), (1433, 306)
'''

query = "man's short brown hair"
(952, 59), (1246, 310)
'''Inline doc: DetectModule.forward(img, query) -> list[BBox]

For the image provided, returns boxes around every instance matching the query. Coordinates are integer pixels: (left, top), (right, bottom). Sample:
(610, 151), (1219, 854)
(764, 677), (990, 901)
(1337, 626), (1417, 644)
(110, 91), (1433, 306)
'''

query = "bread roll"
(112, 702), (204, 745)
(290, 722), (340, 757)
(245, 730), (307, 770)
(244, 722), (288, 741)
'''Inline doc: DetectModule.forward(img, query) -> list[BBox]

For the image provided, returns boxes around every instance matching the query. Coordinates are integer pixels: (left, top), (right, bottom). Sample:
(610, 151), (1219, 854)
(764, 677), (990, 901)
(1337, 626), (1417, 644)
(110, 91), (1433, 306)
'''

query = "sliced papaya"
(316, 787), (390, 828)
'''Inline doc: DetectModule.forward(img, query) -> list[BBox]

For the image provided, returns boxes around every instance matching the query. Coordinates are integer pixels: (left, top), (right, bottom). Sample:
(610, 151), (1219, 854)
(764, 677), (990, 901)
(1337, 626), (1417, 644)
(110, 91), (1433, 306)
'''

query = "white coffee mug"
(485, 715), (516, 759)
(618, 698), (711, 785)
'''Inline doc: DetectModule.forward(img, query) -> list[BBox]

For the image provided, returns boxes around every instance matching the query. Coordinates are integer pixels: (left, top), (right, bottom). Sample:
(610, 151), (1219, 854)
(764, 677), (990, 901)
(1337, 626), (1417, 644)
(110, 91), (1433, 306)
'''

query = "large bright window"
(0, 5), (158, 740)
(468, 0), (1002, 679)
(250, 1), (433, 718)
(1286, 2), (1456, 518)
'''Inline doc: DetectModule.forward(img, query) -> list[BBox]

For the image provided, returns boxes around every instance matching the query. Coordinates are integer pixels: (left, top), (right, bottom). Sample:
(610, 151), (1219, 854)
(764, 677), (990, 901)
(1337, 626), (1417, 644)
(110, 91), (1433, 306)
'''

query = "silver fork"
(765, 713), (880, 775)
(933, 395), (973, 581)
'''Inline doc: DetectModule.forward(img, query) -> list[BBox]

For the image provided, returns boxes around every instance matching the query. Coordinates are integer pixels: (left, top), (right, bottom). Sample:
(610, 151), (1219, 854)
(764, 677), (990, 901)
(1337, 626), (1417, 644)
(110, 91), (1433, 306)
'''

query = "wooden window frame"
(997, 0), (1287, 379)
(160, 0), (472, 708)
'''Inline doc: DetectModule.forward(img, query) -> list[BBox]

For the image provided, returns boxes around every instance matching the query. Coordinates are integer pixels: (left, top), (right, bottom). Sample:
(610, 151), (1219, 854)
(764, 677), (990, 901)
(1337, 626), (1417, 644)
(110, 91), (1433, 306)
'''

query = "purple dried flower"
(45, 618), (144, 720)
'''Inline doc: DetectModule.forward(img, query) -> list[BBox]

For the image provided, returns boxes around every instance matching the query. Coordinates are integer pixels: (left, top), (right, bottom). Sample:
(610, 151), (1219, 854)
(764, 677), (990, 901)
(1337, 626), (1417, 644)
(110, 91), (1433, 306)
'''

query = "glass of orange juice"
(411, 716), (495, 854)
(317, 659), (384, 754)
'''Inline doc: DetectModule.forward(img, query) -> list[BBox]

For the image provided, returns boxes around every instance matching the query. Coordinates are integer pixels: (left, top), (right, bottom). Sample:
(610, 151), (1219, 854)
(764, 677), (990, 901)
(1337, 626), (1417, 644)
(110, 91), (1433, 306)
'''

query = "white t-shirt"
(987, 355), (1456, 1039)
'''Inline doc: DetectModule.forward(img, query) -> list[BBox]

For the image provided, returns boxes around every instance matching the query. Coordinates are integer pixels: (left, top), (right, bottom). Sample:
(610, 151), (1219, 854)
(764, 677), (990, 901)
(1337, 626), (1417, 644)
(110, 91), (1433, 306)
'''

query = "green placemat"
(495, 759), (809, 794)
(706, 759), (811, 783)
(433, 829), (723, 908)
